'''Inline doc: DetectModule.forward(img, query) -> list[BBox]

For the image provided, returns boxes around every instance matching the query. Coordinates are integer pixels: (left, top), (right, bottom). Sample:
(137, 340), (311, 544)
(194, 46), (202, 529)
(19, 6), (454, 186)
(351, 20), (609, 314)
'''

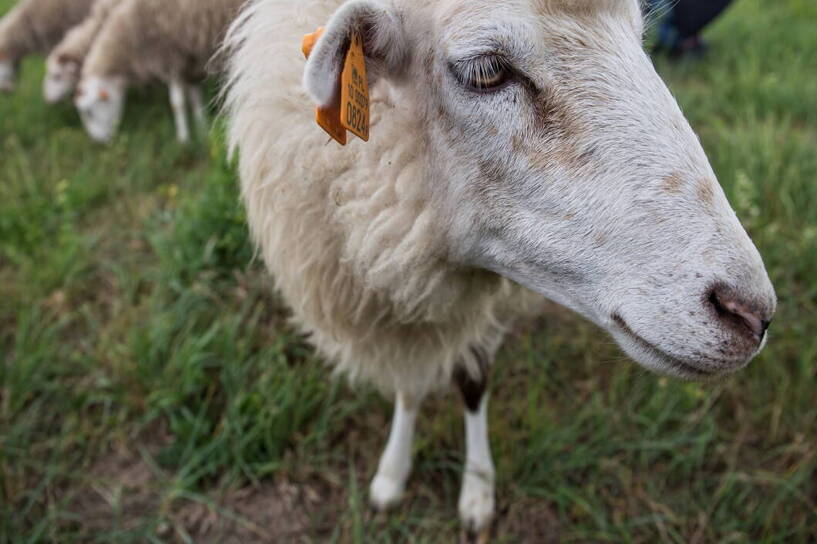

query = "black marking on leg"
(453, 346), (490, 413)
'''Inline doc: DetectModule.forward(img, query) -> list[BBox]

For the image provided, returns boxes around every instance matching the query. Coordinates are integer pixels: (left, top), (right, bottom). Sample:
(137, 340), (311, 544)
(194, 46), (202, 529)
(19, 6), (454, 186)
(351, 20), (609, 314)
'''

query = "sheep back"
(84, 0), (246, 85)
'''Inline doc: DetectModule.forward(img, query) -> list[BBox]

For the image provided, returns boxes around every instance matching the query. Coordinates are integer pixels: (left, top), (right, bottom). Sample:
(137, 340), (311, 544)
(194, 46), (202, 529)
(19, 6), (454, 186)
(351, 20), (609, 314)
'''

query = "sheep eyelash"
(451, 54), (513, 92)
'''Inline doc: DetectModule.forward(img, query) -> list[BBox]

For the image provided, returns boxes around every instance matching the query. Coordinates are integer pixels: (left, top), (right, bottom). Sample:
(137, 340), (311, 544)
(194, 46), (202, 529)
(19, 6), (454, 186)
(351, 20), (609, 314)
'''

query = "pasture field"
(1, 0), (816, 542)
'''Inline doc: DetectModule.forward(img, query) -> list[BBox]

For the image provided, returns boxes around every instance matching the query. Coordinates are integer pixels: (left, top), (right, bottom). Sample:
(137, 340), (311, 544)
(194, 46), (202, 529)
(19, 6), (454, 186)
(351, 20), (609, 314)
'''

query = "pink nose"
(708, 285), (773, 343)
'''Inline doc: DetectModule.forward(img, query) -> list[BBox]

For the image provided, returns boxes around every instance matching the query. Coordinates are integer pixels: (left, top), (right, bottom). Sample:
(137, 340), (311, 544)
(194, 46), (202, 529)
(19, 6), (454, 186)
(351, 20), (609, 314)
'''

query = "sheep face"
(44, 54), (81, 104)
(304, 0), (776, 379)
(75, 75), (125, 143)
(0, 55), (16, 93)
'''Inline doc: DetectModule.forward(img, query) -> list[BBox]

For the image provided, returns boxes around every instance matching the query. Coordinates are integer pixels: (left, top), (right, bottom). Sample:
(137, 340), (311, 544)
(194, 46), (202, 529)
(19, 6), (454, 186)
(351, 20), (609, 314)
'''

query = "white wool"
(224, 1), (536, 397)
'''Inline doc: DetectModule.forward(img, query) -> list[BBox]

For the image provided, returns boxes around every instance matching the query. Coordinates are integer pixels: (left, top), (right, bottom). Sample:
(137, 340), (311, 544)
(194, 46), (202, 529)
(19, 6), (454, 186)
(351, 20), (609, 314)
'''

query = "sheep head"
(304, 0), (776, 379)
(74, 75), (126, 143)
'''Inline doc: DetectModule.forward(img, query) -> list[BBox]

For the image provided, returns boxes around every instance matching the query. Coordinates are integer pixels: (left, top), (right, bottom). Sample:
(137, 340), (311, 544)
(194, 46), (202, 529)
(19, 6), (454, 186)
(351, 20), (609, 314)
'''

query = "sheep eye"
(453, 55), (512, 91)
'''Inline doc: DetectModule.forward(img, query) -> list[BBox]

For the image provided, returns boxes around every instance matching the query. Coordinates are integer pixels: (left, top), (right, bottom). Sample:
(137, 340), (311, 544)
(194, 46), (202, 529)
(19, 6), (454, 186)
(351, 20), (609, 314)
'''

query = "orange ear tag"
(302, 28), (370, 145)
(340, 32), (369, 142)
(301, 27), (323, 59)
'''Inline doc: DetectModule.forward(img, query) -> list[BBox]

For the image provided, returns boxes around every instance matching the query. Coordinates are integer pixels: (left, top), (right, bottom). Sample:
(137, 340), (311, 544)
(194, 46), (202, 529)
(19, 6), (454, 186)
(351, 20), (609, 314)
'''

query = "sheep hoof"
(458, 473), (495, 536)
(369, 473), (405, 511)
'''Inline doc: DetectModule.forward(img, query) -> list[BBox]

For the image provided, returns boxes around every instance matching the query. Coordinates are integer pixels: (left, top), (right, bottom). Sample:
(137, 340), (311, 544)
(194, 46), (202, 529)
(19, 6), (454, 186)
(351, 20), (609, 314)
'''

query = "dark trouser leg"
(673, 0), (735, 39)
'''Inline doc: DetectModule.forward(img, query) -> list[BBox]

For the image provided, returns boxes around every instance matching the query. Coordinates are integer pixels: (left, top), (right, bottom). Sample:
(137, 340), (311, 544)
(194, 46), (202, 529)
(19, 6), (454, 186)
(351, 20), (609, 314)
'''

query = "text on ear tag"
(340, 31), (370, 142)
(302, 27), (347, 145)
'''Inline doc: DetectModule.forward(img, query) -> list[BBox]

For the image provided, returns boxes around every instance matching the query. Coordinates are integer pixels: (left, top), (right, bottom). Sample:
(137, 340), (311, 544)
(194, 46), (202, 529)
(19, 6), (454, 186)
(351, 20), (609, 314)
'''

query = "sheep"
(223, 0), (777, 536)
(75, 0), (246, 143)
(0, 0), (95, 93)
(43, 0), (122, 104)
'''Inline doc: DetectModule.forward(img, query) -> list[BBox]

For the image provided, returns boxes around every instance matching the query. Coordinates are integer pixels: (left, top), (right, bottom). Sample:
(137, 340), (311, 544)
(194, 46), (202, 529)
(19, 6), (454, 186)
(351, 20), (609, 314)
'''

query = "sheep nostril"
(708, 286), (772, 342)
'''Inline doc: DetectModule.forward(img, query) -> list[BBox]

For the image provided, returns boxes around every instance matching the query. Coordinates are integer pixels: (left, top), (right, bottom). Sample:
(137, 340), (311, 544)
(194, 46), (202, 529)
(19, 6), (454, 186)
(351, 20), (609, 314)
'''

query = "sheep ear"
(303, 0), (407, 107)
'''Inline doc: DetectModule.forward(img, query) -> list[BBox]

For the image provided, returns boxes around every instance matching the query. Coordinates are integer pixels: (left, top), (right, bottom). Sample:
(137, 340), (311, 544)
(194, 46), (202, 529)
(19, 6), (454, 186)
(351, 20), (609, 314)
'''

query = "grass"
(1, 0), (816, 542)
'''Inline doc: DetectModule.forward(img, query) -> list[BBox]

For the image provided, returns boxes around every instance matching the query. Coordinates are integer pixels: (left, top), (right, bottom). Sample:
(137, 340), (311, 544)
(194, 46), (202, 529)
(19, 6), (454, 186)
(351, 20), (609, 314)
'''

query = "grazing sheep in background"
(43, 0), (122, 104)
(0, 0), (95, 93)
(224, 0), (777, 537)
(75, 0), (245, 143)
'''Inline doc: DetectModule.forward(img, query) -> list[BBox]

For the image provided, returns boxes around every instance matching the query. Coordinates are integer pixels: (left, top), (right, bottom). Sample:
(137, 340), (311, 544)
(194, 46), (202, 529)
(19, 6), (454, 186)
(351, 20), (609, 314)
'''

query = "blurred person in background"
(649, 0), (736, 58)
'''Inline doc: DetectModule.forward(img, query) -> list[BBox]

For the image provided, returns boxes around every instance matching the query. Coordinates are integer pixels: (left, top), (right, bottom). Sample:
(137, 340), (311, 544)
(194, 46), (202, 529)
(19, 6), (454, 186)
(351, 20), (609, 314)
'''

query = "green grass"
(1, 0), (816, 542)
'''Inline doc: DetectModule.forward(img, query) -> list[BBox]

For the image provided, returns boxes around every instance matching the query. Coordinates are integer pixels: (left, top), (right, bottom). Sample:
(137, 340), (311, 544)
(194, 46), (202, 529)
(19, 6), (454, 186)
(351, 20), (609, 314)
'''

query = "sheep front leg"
(168, 78), (190, 143)
(454, 360), (495, 537)
(370, 392), (421, 510)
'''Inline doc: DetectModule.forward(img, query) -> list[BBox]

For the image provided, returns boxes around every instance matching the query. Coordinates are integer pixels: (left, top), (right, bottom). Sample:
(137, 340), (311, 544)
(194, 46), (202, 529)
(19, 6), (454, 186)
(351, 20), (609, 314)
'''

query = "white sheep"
(75, 0), (246, 143)
(0, 0), (95, 92)
(43, 0), (122, 104)
(224, 0), (777, 536)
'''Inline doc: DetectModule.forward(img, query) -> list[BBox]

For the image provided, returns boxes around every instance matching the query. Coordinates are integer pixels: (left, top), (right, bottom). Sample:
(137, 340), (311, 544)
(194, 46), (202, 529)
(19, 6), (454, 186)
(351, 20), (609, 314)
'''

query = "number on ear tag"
(340, 31), (370, 142)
